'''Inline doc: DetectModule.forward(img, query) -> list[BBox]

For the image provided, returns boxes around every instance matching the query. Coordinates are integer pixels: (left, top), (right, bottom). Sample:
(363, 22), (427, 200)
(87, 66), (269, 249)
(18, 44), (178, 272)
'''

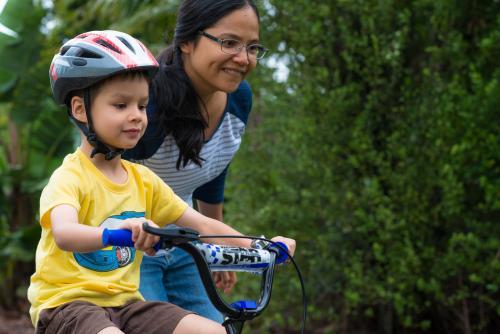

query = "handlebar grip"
(266, 241), (289, 264)
(102, 229), (160, 251)
(102, 229), (134, 247)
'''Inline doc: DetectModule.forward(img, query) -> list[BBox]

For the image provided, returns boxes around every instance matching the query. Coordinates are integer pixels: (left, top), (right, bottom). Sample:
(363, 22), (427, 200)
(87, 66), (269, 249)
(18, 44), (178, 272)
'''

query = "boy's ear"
(70, 96), (87, 123)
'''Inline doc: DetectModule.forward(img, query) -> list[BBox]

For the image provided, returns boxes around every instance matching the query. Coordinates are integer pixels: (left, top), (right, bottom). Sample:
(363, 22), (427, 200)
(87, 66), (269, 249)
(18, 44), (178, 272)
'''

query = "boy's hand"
(118, 218), (160, 256)
(270, 236), (296, 257)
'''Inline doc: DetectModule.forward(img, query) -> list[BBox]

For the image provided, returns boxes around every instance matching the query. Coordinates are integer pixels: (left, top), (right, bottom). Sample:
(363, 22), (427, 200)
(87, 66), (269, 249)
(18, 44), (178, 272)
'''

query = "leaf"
(0, 0), (44, 98)
(0, 68), (16, 93)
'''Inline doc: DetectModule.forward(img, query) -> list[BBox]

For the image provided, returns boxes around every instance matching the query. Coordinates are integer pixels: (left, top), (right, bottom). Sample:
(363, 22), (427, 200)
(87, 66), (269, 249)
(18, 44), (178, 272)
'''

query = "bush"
(226, 1), (500, 332)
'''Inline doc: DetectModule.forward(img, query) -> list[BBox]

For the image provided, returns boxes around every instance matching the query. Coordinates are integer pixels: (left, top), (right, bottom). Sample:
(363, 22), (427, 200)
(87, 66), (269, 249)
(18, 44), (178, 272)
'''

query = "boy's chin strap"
(69, 89), (124, 161)
(86, 131), (124, 160)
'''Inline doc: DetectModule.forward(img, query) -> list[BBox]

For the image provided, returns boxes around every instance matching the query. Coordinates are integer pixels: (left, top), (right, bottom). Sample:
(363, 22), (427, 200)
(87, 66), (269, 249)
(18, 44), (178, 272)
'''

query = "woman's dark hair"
(153, 0), (259, 169)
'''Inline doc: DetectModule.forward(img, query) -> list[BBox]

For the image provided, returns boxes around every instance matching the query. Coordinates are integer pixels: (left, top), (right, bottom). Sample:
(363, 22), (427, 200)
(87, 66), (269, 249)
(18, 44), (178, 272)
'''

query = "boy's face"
(90, 76), (149, 150)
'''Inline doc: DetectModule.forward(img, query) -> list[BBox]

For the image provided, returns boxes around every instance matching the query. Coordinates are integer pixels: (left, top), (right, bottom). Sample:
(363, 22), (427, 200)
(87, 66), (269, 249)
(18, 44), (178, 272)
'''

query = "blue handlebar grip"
(102, 229), (134, 247)
(267, 241), (289, 264)
(102, 229), (160, 251)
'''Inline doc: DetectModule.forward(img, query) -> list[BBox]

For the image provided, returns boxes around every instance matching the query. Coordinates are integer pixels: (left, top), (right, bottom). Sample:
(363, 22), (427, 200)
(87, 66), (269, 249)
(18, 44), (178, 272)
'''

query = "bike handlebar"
(101, 224), (289, 322)
(102, 228), (289, 269)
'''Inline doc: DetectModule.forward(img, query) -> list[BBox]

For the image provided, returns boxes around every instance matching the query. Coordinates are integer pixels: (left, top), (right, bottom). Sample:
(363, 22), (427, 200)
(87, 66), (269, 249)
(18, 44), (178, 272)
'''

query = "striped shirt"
(123, 81), (252, 207)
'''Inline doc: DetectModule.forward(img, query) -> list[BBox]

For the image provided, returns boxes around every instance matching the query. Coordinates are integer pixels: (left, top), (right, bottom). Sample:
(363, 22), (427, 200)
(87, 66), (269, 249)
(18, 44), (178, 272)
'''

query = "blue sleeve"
(192, 166), (229, 204)
(122, 98), (165, 160)
(228, 80), (252, 125)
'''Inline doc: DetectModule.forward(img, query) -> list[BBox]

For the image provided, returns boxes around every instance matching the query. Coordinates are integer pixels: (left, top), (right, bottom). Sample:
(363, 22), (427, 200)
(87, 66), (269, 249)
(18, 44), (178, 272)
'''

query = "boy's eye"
(139, 104), (147, 111)
(114, 103), (127, 110)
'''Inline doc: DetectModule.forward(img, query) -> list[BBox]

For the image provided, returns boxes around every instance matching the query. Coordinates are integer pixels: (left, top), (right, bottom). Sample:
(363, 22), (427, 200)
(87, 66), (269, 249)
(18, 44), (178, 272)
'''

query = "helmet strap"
(70, 89), (124, 161)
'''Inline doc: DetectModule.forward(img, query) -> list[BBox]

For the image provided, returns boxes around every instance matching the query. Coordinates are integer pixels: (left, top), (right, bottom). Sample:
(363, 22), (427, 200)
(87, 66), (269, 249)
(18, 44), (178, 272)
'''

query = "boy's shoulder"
(49, 150), (87, 181)
(41, 151), (90, 198)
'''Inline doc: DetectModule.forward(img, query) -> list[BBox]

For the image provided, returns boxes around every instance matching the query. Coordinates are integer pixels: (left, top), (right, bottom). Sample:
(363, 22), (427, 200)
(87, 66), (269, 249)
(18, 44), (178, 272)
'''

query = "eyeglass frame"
(198, 31), (269, 60)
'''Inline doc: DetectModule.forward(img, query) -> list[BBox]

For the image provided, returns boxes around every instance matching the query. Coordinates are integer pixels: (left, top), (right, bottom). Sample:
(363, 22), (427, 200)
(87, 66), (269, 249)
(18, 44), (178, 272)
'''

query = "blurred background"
(0, 0), (499, 333)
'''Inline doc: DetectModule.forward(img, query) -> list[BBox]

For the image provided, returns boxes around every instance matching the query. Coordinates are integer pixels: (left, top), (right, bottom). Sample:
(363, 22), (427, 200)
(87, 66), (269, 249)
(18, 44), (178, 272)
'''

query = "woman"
(123, 0), (268, 323)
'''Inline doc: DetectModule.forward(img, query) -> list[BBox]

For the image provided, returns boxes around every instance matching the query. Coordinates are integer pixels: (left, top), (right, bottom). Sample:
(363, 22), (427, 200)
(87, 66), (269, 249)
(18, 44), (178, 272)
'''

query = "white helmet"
(50, 30), (159, 105)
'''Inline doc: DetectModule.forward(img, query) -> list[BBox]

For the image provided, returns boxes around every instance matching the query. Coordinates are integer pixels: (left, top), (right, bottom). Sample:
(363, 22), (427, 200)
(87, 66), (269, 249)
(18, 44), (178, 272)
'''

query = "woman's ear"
(70, 95), (87, 123)
(179, 41), (193, 54)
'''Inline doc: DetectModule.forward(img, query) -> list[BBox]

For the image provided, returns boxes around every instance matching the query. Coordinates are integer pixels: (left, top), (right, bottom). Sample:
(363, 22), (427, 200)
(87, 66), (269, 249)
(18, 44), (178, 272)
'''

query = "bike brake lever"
(142, 223), (200, 245)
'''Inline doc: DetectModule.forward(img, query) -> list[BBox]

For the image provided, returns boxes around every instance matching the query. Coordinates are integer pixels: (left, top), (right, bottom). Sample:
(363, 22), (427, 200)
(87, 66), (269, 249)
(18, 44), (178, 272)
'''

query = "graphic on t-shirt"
(73, 211), (145, 272)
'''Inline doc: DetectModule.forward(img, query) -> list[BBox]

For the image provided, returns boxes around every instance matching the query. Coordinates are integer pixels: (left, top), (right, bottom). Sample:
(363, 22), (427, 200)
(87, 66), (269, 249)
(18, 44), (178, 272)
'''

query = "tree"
(225, 1), (500, 333)
(0, 0), (73, 309)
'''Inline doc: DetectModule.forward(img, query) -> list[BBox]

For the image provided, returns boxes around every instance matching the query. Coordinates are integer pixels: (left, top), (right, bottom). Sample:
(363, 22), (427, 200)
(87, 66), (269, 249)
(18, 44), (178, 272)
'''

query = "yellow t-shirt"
(27, 148), (188, 326)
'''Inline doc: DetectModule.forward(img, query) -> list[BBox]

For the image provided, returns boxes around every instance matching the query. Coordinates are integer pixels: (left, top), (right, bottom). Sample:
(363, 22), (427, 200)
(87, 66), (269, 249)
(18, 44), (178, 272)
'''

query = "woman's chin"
(219, 81), (241, 93)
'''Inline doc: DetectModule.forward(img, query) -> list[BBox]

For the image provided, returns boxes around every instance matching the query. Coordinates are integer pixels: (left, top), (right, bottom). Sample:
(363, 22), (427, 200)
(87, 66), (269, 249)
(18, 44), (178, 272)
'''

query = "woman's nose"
(232, 47), (250, 66)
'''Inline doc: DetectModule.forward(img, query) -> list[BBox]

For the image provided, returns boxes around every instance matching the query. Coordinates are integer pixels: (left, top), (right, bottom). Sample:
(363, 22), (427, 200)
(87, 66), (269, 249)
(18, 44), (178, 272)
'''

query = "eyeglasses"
(199, 31), (268, 60)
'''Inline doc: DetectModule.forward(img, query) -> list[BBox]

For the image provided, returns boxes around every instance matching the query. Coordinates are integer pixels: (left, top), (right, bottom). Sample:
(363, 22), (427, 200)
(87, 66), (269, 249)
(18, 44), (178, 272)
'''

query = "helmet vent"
(117, 37), (135, 54)
(60, 45), (71, 56)
(95, 38), (122, 54)
(63, 46), (102, 59)
(80, 50), (102, 59)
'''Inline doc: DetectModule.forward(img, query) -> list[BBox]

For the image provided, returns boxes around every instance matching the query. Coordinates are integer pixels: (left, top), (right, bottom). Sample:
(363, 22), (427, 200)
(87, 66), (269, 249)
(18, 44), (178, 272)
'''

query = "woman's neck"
(200, 90), (226, 115)
(199, 91), (227, 139)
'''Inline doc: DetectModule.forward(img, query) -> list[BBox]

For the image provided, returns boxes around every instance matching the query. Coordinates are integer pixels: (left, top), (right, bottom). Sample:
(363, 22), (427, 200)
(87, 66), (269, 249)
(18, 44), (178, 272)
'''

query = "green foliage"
(0, 0), (45, 97)
(225, 0), (500, 333)
(50, 0), (178, 55)
(0, 0), (75, 309)
(0, 0), (498, 333)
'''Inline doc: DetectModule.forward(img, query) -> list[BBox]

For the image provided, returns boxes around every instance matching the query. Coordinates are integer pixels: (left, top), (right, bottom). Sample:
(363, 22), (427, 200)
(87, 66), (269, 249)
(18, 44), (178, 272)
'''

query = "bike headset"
(49, 30), (159, 160)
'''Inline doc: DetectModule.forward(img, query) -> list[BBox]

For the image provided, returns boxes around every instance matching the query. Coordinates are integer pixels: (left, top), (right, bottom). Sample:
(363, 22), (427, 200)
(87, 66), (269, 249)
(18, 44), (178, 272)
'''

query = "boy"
(27, 30), (296, 334)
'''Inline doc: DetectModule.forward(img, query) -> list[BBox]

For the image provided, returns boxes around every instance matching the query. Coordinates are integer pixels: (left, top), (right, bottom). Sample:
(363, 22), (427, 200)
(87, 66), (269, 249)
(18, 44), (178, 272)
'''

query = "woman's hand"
(213, 271), (237, 294)
(118, 218), (160, 256)
(270, 236), (296, 257)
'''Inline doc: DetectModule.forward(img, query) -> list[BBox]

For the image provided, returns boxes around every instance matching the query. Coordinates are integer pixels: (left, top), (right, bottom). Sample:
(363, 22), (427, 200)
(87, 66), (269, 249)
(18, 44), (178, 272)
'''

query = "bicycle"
(102, 223), (307, 334)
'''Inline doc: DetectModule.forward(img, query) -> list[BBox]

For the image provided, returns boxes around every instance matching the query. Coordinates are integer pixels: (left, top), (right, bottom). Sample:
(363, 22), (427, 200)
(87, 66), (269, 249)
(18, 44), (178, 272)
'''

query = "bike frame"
(143, 224), (280, 334)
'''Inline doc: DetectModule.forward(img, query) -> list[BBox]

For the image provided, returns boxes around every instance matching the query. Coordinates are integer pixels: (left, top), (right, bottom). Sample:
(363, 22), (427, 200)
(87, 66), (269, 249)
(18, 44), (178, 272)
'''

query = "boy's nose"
(128, 108), (144, 121)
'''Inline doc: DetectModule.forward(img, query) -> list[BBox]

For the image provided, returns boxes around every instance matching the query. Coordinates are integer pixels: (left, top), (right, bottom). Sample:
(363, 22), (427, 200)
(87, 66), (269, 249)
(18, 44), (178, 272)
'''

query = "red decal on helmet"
(49, 63), (58, 81)
(138, 40), (159, 66)
(85, 32), (138, 68)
